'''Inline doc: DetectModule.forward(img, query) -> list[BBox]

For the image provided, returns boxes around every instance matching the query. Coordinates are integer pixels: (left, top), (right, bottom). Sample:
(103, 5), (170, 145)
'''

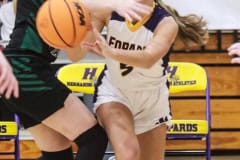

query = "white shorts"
(93, 75), (172, 135)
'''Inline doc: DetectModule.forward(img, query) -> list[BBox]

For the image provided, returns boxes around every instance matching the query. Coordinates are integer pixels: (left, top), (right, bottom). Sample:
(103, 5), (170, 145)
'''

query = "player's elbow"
(68, 53), (85, 62)
(69, 56), (81, 63)
(139, 52), (159, 69)
(140, 58), (157, 69)
(64, 47), (86, 62)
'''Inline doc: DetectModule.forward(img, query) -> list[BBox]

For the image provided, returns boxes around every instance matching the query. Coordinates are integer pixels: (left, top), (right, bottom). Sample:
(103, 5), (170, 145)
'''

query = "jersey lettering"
(108, 36), (146, 76)
(109, 36), (145, 50)
(120, 63), (133, 76)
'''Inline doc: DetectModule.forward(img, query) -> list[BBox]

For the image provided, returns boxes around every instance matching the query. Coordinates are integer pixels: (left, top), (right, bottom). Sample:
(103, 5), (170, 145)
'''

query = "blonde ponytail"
(156, 0), (209, 48)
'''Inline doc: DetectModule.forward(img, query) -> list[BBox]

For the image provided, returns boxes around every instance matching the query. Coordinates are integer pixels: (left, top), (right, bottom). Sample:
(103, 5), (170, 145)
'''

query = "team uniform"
(94, 3), (172, 134)
(0, 1), (15, 48)
(2, 0), (71, 128)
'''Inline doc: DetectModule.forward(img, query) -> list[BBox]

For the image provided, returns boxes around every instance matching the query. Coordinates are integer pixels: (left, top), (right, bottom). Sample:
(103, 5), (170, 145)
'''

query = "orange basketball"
(36, 0), (90, 49)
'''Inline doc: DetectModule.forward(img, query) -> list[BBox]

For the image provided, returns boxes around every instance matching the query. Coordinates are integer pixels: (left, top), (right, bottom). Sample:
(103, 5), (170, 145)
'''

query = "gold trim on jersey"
(125, 2), (155, 32)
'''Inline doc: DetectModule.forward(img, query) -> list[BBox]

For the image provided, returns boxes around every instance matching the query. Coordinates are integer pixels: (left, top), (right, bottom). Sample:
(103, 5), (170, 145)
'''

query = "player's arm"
(63, 32), (91, 62)
(0, 51), (19, 99)
(89, 16), (178, 68)
(64, 12), (106, 62)
(81, 0), (152, 22)
(13, 0), (17, 14)
(228, 42), (240, 64)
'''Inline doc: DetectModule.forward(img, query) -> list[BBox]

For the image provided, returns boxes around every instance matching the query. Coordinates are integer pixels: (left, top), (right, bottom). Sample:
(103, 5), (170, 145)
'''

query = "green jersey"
(4, 0), (58, 62)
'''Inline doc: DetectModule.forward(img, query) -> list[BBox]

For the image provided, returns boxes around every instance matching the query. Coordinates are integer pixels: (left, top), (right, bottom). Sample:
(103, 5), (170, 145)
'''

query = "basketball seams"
(64, 0), (77, 46)
(38, 27), (65, 48)
(36, 4), (65, 48)
(48, 0), (72, 47)
(36, 0), (89, 49)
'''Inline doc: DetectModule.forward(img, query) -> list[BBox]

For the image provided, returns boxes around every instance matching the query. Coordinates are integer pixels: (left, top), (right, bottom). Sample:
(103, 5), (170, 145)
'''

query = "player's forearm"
(64, 46), (87, 63)
(81, 0), (115, 12)
(109, 49), (158, 69)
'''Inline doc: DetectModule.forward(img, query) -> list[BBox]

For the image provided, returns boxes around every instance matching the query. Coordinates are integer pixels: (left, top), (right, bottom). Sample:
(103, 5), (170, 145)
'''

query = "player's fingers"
(95, 40), (103, 51)
(228, 49), (235, 56)
(134, 2), (152, 15)
(12, 76), (19, 98)
(83, 40), (102, 56)
(126, 10), (142, 21)
(4, 79), (14, 99)
(124, 13), (133, 23)
(228, 49), (240, 56)
(0, 71), (19, 99)
(0, 74), (4, 86)
(228, 43), (240, 51)
(82, 41), (96, 48)
(5, 76), (18, 99)
(0, 71), (8, 94)
(0, 73), (10, 95)
(0, 66), (8, 84)
(92, 23), (105, 42)
(231, 57), (240, 64)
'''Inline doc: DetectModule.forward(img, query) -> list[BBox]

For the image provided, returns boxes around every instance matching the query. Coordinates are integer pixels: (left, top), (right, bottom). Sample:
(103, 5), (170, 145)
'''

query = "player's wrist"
(81, 0), (115, 12)
(104, 0), (116, 11)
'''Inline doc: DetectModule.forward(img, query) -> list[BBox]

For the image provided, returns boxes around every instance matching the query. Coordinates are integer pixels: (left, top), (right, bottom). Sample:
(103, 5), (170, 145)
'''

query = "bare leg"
(97, 102), (140, 160)
(42, 93), (97, 140)
(28, 124), (72, 151)
(28, 93), (104, 160)
(38, 93), (107, 160)
(137, 125), (167, 160)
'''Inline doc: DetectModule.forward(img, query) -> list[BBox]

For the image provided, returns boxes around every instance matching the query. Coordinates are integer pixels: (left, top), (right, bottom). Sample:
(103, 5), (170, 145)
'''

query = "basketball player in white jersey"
(0, 0), (18, 99)
(67, 0), (208, 159)
(1, 0), (153, 160)
(228, 42), (240, 64)
(0, 0), (15, 47)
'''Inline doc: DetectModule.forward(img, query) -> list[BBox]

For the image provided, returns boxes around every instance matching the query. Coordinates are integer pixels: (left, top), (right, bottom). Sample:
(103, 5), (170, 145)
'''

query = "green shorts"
(2, 54), (71, 128)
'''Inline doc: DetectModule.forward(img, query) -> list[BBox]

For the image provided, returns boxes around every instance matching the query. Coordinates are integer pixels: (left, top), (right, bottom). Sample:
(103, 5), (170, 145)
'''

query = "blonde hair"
(155, 0), (209, 48)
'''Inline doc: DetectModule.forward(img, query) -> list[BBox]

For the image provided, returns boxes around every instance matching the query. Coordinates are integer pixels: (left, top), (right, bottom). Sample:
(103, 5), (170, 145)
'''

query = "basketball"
(36, 0), (90, 49)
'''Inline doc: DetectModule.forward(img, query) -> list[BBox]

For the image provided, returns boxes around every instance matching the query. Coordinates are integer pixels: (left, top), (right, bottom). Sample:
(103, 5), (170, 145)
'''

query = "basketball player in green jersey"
(1, 0), (152, 160)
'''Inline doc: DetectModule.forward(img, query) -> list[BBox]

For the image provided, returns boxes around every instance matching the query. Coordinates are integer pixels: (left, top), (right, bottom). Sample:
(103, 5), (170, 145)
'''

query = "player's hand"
(228, 42), (240, 64)
(82, 23), (113, 58)
(0, 52), (19, 99)
(113, 0), (152, 22)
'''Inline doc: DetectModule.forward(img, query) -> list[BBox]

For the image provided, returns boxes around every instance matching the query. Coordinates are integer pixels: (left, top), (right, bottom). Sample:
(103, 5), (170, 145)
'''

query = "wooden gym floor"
(166, 156), (240, 160)
(102, 156), (240, 160)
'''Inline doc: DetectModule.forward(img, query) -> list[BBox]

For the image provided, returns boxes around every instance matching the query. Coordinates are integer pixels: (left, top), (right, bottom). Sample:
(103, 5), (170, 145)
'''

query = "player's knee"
(122, 148), (140, 160)
(74, 123), (108, 160)
(116, 139), (140, 160)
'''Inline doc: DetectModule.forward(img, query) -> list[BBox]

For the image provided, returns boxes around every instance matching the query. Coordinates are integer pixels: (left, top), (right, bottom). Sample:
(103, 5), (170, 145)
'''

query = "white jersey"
(0, 2), (15, 47)
(94, 5), (173, 134)
(105, 4), (171, 90)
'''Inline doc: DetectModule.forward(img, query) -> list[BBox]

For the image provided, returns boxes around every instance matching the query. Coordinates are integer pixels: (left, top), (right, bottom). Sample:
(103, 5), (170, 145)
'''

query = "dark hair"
(155, 0), (209, 49)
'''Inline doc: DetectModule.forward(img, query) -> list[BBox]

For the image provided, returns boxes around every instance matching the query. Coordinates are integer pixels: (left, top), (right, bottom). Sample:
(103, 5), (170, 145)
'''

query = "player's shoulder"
(152, 4), (172, 21)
